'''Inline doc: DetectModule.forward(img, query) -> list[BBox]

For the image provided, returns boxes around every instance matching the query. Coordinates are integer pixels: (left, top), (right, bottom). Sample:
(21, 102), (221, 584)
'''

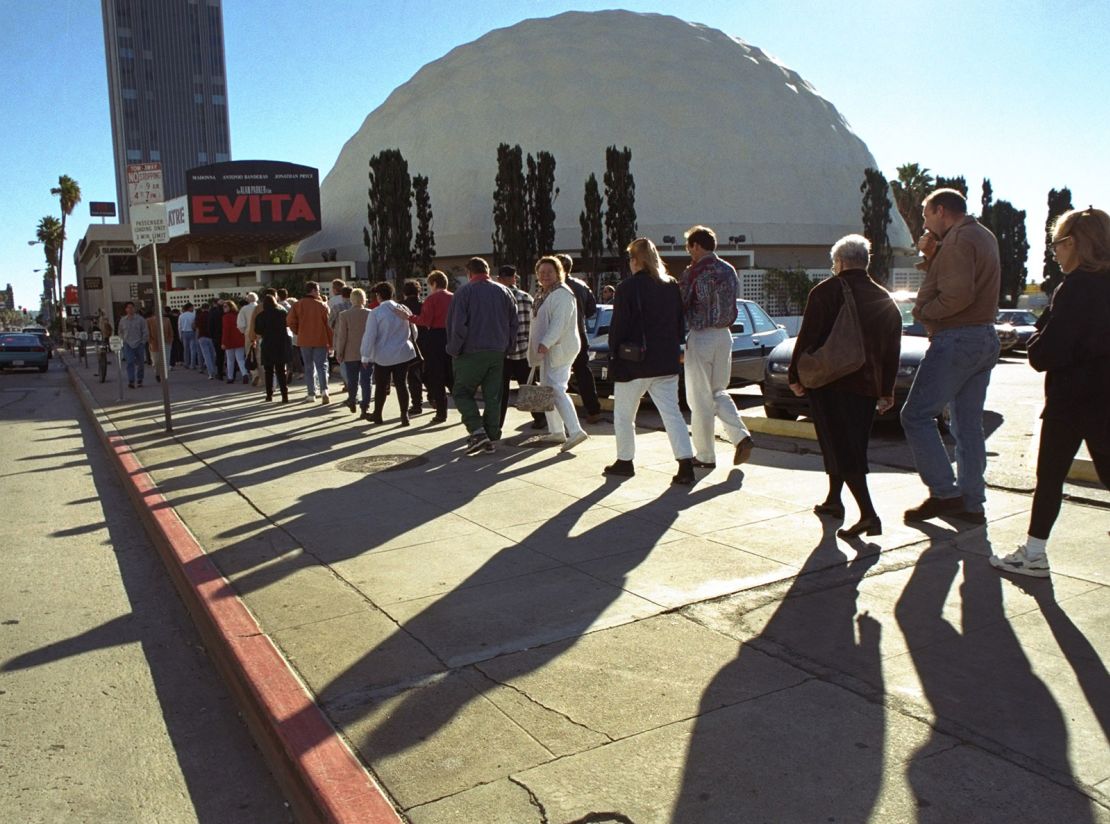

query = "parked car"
(21, 325), (53, 359)
(762, 292), (973, 422)
(0, 333), (50, 372)
(996, 309), (1039, 350)
(583, 299), (788, 398)
(891, 295), (1018, 353)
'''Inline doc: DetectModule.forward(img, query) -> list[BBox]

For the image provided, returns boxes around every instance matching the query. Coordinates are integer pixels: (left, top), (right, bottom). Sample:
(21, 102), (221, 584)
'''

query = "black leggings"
(374, 361), (412, 418)
(1029, 416), (1110, 539)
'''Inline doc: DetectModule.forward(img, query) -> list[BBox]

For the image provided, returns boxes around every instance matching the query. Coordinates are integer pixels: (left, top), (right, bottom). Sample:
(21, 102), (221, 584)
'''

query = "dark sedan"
(0, 333), (50, 372)
(584, 299), (788, 398)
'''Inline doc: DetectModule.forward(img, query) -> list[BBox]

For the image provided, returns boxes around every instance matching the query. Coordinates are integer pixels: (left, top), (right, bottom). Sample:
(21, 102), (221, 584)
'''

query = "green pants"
(452, 351), (505, 440)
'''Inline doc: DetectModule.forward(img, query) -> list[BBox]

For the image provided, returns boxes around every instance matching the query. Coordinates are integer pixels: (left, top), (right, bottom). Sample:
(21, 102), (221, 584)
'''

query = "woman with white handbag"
(528, 257), (589, 452)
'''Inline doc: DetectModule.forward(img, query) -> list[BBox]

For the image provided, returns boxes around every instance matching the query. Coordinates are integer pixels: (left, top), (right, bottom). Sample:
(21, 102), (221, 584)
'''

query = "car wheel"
(764, 404), (797, 421)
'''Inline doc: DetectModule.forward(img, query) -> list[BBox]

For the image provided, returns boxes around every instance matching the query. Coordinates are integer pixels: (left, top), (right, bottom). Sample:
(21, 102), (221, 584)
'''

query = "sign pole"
(149, 244), (173, 432)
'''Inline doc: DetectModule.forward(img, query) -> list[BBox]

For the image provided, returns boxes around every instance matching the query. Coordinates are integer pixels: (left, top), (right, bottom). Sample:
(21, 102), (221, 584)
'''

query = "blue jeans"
(343, 361), (374, 410)
(901, 324), (999, 510)
(301, 346), (329, 396)
(180, 330), (197, 368)
(123, 342), (145, 384)
(197, 336), (218, 377)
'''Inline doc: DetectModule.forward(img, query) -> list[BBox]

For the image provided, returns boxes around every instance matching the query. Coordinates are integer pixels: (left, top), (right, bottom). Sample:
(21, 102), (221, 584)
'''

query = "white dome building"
(298, 10), (910, 273)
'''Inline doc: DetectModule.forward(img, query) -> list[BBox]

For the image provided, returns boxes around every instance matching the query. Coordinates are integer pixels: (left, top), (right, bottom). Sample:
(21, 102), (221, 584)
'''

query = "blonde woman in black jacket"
(991, 207), (1110, 577)
(604, 237), (696, 485)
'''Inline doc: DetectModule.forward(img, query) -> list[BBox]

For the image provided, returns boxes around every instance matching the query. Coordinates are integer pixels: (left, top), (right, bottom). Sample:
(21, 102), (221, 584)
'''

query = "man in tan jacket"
(286, 281), (334, 402)
(902, 188), (1001, 525)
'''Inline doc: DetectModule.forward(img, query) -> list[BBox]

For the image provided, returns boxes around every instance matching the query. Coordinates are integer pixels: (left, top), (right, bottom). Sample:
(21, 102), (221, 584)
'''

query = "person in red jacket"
(221, 299), (248, 383)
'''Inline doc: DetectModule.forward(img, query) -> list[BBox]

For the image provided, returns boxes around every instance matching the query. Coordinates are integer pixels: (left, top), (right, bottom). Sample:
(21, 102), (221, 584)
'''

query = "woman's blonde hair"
(224, 299), (238, 313)
(534, 256), (566, 283)
(626, 237), (673, 282)
(350, 288), (366, 307)
(1053, 207), (1110, 273)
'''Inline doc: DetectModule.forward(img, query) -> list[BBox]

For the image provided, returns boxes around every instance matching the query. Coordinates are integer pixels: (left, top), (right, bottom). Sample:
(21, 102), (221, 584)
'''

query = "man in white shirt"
(177, 303), (197, 369)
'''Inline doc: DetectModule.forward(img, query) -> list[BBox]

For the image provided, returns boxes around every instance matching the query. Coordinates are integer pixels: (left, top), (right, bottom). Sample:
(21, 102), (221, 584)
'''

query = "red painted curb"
(66, 361), (402, 824)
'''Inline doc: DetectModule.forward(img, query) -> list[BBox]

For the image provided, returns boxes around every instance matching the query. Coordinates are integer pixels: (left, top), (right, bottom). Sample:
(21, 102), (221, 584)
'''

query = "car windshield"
(1, 334), (39, 345)
(587, 306), (612, 337)
(998, 310), (1037, 325)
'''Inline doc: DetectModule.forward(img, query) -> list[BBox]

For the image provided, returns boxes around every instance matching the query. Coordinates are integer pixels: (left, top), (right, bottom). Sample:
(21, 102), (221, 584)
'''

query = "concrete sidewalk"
(68, 357), (1109, 823)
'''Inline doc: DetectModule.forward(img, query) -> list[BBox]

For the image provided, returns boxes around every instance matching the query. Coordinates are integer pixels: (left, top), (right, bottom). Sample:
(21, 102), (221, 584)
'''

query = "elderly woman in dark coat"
(604, 237), (696, 485)
(253, 294), (293, 403)
(788, 234), (902, 538)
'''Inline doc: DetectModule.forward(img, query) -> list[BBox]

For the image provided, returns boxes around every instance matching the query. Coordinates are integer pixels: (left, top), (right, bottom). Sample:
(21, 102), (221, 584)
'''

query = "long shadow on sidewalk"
(2, 405), (288, 823)
(895, 536), (1099, 822)
(673, 521), (886, 822)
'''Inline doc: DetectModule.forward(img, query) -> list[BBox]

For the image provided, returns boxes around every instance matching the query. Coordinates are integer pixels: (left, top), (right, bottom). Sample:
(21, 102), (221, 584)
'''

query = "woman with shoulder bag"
(605, 237), (696, 484)
(528, 256), (588, 452)
(788, 234), (902, 539)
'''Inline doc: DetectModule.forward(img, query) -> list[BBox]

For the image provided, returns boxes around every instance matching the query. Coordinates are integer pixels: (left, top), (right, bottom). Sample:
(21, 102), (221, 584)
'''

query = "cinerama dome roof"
(298, 10), (911, 264)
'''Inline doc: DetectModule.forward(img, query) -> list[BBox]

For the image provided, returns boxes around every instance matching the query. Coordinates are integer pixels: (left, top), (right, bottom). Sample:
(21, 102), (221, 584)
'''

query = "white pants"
(684, 327), (750, 462)
(613, 375), (694, 462)
(541, 361), (583, 438)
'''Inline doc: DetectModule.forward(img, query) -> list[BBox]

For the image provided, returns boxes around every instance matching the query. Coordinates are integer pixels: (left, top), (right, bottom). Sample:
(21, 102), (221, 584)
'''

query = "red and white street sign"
(127, 162), (164, 206)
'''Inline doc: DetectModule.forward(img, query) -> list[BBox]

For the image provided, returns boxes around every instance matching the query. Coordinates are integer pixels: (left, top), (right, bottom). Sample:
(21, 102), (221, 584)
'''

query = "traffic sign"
(108, 335), (123, 353)
(127, 162), (163, 205)
(131, 203), (168, 247)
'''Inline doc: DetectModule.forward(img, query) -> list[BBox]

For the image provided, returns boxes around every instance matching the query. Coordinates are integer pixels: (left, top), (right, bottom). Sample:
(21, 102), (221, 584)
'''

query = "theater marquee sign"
(185, 161), (321, 237)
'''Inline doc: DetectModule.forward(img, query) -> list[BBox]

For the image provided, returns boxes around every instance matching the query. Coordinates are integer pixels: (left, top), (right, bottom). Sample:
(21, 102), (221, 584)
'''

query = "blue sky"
(2, 0), (1108, 311)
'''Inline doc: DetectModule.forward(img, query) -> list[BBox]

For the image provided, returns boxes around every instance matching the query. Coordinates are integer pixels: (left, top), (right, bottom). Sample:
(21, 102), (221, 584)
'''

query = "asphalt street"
(0, 364), (290, 824)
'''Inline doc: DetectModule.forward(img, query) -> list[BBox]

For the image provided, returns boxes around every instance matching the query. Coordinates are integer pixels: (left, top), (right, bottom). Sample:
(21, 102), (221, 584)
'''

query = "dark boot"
(672, 458), (695, 486)
(603, 459), (635, 478)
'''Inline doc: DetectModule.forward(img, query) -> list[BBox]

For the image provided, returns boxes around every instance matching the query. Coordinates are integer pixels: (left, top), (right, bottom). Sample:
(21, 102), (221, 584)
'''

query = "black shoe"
(265, 395), (273, 402)
(904, 496), (963, 522)
(691, 459), (716, 469)
(369, 412), (383, 425)
(128, 382), (135, 389)
(431, 413), (448, 424)
(838, 516), (882, 539)
(603, 459), (635, 477)
(400, 415), (411, 427)
(155, 374), (161, 383)
(733, 436), (754, 465)
(466, 431), (492, 455)
(347, 400), (356, 413)
(409, 405), (422, 415)
(814, 502), (846, 519)
(672, 458), (695, 485)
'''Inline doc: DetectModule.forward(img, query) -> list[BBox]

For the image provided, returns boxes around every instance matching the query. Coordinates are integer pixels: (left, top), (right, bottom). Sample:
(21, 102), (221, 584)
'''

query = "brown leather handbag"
(796, 278), (865, 388)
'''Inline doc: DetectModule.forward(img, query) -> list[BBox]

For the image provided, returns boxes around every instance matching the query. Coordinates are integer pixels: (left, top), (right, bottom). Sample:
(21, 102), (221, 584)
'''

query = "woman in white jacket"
(528, 256), (588, 452)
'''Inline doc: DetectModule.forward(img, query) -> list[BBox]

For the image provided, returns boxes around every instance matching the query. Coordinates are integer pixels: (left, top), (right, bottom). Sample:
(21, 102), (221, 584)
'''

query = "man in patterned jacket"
(679, 225), (754, 469)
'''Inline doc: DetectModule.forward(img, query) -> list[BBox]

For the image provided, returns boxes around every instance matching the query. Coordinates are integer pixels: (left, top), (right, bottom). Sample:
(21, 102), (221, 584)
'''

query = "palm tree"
(36, 215), (63, 324)
(889, 163), (933, 243)
(50, 175), (81, 329)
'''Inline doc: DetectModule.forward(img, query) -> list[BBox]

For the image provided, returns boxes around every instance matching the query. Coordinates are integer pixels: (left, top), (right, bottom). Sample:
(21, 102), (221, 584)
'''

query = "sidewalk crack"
(508, 776), (550, 824)
(475, 664), (615, 743)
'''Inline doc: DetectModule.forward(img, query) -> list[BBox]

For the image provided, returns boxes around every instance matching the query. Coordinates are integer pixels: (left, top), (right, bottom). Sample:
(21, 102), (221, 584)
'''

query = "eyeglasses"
(1050, 236), (1072, 252)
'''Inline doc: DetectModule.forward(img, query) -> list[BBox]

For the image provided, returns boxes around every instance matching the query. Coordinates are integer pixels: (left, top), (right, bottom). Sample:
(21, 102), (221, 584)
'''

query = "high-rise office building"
(101, 0), (231, 223)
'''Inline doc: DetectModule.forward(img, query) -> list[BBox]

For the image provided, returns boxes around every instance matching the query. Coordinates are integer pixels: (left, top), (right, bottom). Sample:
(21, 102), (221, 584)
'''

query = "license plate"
(12, 360), (24, 366)
(601, 367), (608, 380)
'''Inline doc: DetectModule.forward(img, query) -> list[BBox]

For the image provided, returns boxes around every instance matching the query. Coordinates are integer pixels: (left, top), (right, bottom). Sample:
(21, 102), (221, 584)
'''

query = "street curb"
(62, 357), (401, 824)
(1070, 458), (1098, 484)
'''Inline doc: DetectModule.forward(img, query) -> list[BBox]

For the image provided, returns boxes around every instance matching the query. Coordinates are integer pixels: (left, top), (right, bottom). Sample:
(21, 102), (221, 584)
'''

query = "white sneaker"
(560, 431), (589, 453)
(533, 433), (567, 445)
(989, 545), (1050, 578)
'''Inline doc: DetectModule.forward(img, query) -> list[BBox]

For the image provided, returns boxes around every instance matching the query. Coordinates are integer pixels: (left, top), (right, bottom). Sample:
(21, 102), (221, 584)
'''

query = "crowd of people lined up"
(112, 203), (1110, 578)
